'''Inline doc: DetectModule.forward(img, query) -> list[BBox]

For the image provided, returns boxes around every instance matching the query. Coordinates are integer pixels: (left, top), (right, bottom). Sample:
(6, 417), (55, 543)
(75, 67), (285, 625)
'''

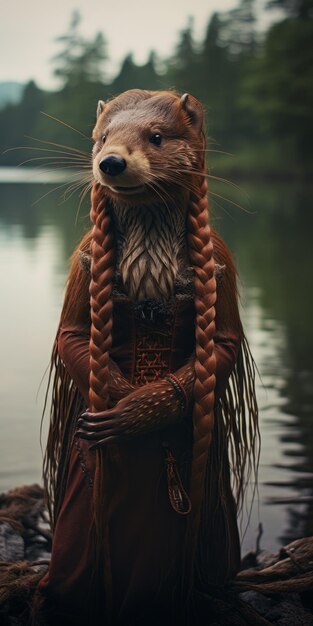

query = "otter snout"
(99, 155), (126, 176)
(93, 142), (150, 194)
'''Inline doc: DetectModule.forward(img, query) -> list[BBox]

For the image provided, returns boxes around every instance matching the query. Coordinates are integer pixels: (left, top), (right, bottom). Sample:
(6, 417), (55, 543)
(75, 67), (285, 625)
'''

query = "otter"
(37, 89), (258, 626)
(91, 90), (205, 301)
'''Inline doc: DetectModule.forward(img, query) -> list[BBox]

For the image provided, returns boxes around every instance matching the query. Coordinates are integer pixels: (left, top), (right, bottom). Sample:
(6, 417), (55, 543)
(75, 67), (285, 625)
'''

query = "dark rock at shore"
(240, 591), (313, 625)
(0, 484), (51, 563)
(1, 484), (313, 625)
(0, 523), (25, 562)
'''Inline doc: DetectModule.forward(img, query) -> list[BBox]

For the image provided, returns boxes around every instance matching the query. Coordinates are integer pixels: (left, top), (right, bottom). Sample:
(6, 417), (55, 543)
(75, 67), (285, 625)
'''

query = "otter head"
(92, 89), (205, 207)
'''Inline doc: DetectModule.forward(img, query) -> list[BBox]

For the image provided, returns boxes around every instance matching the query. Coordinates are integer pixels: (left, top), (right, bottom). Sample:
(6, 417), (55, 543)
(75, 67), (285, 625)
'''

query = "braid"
(89, 182), (115, 620)
(89, 183), (114, 412)
(185, 173), (217, 587)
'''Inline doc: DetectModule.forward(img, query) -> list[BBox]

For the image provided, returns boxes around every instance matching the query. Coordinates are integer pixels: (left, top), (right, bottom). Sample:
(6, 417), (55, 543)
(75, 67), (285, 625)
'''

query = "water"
(0, 169), (312, 555)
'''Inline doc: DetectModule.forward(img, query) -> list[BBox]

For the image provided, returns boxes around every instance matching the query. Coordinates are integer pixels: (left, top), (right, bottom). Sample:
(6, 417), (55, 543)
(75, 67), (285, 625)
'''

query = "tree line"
(1, 0), (312, 177)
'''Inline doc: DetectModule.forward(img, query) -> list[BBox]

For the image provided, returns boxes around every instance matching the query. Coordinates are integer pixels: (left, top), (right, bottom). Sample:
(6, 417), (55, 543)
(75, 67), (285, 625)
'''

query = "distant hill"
(0, 82), (24, 109)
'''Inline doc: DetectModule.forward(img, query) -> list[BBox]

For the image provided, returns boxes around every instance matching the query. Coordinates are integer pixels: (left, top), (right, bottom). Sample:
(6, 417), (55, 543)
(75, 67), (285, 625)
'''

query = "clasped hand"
(75, 379), (181, 449)
(76, 395), (136, 449)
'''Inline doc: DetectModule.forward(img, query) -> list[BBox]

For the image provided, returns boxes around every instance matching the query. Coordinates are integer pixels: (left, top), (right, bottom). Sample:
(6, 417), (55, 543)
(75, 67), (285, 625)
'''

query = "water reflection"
(0, 181), (89, 496)
(240, 290), (308, 552)
(0, 178), (312, 553)
(215, 181), (313, 550)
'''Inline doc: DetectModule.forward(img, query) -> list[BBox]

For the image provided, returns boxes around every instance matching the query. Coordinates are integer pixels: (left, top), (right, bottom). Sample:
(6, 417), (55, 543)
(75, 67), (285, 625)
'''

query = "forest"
(1, 0), (312, 179)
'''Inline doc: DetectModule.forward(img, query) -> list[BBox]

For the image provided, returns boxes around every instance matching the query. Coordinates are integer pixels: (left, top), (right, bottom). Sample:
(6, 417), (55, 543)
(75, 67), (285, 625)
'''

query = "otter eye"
(102, 135), (106, 144)
(149, 133), (162, 146)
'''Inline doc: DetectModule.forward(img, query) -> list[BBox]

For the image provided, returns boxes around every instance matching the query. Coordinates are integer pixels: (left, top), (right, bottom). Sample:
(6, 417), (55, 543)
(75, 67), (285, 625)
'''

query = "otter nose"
(99, 155), (127, 176)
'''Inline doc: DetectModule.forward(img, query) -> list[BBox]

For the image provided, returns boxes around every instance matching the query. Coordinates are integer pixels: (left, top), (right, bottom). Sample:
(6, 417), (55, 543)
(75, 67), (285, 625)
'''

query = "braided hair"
(88, 94), (217, 599)
(43, 90), (259, 610)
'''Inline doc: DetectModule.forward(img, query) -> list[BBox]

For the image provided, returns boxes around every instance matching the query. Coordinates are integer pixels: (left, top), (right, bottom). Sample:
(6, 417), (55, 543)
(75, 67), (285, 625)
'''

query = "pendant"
(162, 441), (192, 515)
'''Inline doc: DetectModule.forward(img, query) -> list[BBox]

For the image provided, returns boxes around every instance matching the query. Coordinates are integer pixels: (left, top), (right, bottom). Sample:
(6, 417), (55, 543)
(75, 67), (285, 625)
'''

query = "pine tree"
(52, 11), (108, 88)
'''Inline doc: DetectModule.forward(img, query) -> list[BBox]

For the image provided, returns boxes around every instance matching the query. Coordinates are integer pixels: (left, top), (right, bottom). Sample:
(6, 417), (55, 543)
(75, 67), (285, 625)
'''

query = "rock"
(0, 523), (24, 562)
(1, 484), (313, 625)
(240, 590), (313, 625)
(240, 590), (274, 614)
(268, 593), (313, 626)
(0, 484), (51, 564)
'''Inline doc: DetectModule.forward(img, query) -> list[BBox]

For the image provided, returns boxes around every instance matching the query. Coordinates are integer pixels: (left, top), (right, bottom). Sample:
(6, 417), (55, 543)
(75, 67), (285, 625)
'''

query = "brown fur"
(91, 90), (204, 301)
(56, 227), (238, 330)
(42, 89), (259, 611)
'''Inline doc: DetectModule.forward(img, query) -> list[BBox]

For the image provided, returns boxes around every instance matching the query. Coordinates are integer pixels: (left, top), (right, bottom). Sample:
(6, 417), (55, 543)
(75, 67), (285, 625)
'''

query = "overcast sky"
(1, 0), (276, 89)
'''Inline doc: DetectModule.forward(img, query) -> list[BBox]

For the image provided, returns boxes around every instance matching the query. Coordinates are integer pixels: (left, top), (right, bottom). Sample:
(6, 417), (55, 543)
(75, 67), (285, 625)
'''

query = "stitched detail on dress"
(74, 438), (94, 489)
(133, 302), (174, 384)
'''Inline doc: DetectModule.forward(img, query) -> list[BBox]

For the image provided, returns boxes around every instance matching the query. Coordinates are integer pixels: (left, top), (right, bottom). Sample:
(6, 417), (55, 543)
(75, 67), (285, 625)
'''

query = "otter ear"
(180, 93), (204, 132)
(96, 100), (105, 119)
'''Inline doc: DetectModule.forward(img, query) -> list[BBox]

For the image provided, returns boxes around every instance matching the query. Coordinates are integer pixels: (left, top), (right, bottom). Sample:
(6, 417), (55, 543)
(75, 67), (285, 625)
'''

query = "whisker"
(31, 170), (92, 205)
(74, 182), (93, 226)
(209, 190), (251, 214)
(32, 181), (77, 206)
(17, 155), (90, 167)
(151, 167), (250, 212)
(26, 166), (90, 182)
(63, 177), (93, 201)
(135, 166), (176, 208)
(193, 147), (235, 157)
(38, 165), (91, 171)
(208, 173), (248, 198)
(24, 135), (90, 157)
(17, 159), (91, 171)
(147, 173), (179, 207)
(4, 145), (91, 161)
(40, 111), (91, 141)
(154, 165), (243, 195)
(209, 196), (235, 221)
(150, 171), (200, 198)
(31, 164), (91, 173)
(146, 180), (170, 211)
(59, 182), (93, 210)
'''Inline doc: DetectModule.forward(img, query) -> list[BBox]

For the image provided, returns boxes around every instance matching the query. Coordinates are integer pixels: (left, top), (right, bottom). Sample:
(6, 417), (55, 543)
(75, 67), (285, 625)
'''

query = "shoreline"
(0, 165), (312, 186)
(1, 484), (313, 625)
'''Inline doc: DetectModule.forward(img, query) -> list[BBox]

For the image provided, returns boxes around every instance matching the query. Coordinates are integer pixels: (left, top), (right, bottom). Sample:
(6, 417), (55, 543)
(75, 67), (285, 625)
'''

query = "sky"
(1, 0), (277, 90)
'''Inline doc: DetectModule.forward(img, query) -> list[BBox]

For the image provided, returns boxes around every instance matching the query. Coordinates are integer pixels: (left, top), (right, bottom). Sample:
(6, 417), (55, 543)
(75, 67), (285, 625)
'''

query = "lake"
(0, 168), (312, 556)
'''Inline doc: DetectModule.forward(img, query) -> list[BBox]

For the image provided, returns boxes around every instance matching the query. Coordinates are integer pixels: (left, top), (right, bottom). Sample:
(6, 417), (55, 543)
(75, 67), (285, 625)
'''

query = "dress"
(37, 283), (241, 625)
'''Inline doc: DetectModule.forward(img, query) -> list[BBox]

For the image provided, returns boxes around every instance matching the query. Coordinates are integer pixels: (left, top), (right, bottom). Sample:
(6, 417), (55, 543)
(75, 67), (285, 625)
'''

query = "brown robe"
(37, 293), (240, 625)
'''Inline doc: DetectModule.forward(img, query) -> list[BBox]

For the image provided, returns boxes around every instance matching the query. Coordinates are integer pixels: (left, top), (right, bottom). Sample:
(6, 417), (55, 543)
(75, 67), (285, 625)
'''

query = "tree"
(267, 0), (313, 18)
(197, 6), (258, 148)
(110, 52), (160, 94)
(52, 11), (108, 87)
(242, 16), (313, 161)
(198, 13), (234, 137)
(164, 18), (201, 96)
(173, 17), (198, 70)
(136, 52), (161, 91)
(0, 81), (46, 165)
(219, 0), (257, 56)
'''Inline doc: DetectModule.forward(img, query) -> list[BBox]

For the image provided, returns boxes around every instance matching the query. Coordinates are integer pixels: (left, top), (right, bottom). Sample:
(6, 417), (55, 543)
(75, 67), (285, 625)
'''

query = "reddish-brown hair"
(88, 92), (217, 599)
(43, 90), (259, 604)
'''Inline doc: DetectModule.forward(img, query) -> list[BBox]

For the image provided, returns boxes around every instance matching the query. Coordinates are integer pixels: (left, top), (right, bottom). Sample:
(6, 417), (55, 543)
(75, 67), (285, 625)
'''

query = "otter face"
(91, 90), (204, 205)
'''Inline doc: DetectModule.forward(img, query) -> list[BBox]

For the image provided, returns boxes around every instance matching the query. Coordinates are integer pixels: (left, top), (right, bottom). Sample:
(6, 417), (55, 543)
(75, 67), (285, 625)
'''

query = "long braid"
(184, 172), (217, 591)
(89, 182), (115, 620)
(89, 183), (114, 411)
